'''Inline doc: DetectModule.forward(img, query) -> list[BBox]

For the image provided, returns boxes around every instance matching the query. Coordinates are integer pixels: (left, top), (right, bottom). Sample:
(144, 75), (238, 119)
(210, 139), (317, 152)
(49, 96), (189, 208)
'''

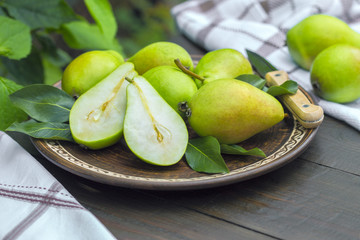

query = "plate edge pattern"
(43, 118), (307, 183)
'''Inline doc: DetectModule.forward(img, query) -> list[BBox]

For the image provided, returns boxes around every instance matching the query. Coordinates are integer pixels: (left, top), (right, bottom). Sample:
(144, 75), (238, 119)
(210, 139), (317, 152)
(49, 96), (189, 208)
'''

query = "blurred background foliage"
(0, 0), (185, 131)
(67, 0), (185, 57)
(0, 0), (185, 85)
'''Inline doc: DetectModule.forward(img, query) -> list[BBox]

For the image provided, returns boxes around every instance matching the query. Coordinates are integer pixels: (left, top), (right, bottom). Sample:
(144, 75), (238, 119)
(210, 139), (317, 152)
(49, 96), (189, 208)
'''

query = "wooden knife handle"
(265, 70), (324, 128)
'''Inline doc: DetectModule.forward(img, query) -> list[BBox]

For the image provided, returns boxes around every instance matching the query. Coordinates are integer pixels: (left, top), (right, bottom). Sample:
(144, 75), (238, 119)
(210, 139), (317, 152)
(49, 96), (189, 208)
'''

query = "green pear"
(69, 62), (137, 150)
(124, 75), (188, 166)
(187, 79), (284, 144)
(287, 14), (360, 70)
(193, 48), (253, 87)
(143, 66), (198, 117)
(62, 50), (124, 97)
(127, 41), (193, 75)
(310, 44), (360, 103)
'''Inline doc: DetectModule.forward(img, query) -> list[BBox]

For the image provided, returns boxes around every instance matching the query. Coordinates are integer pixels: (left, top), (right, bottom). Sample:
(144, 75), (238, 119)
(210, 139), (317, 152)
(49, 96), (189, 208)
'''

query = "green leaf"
(2, 0), (78, 29)
(6, 119), (73, 141)
(0, 77), (28, 131)
(246, 49), (277, 78)
(1, 48), (44, 85)
(236, 74), (266, 89)
(42, 56), (63, 85)
(266, 80), (298, 97)
(84, 0), (117, 41)
(220, 144), (266, 157)
(35, 32), (72, 67)
(60, 21), (123, 54)
(185, 136), (229, 174)
(9, 84), (75, 123)
(0, 16), (31, 60)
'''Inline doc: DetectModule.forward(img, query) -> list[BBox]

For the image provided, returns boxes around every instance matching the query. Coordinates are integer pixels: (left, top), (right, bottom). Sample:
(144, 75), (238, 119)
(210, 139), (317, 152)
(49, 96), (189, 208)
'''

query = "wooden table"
(8, 34), (360, 240)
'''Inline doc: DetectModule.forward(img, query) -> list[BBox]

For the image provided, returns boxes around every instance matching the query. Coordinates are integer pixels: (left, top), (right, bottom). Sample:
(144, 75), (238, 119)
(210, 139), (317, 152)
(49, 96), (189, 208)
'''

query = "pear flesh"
(310, 44), (360, 103)
(69, 62), (137, 150)
(287, 14), (360, 70)
(188, 79), (284, 144)
(124, 76), (188, 166)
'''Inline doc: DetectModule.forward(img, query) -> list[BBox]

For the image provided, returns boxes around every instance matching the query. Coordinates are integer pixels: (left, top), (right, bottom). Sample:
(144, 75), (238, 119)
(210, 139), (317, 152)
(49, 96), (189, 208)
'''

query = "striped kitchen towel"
(172, 0), (360, 131)
(0, 132), (116, 240)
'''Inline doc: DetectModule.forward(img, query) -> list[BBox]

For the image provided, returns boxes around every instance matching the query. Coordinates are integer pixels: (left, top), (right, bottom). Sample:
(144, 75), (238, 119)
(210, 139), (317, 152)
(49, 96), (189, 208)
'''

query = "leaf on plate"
(0, 16), (31, 60)
(266, 80), (298, 97)
(9, 84), (75, 123)
(6, 119), (73, 141)
(220, 144), (266, 157)
(2, 0), (78, 29)
(236, 74), (266, 89)
(0, 77), (28, 131)
(185, 136), (229, 174)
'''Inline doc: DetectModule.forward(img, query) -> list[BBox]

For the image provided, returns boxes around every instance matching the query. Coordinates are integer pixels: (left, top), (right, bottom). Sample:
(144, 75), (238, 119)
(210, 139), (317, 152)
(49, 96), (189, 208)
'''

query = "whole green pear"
(143, 66), (198, 117)
(287, 14), (360, 70)
(187, 79), (284, 144)
(310, 44), (360, 103)
(127, 41), (193, 74)
(193, 48), (253, 87)
(62, 50), (124, 97)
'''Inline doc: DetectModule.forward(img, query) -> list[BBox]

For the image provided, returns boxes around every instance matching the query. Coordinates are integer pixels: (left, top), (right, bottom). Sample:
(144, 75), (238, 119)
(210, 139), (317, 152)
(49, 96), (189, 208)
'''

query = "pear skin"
(62, 50), (124, 97)
(310, 44), (360, 103)
(287, 14), (360, 70)
(188, 79), (284, 144)
(127, 42), (193, 75)
(194, 49), (253, 87)
(143, 66), (198, 117)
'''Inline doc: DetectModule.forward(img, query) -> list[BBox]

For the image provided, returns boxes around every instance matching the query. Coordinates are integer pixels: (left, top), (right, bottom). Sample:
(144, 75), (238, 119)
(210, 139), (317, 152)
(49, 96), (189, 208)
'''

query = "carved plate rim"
(31, 88), (318, 191)
(31, 55), (320, 190)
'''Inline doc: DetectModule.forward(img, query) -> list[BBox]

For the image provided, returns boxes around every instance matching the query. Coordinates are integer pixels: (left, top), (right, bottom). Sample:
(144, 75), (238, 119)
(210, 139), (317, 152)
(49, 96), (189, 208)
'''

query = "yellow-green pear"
(193, 48), (253, 87)
(310, 44), (360, 103)
(143, 66), (198, 117)
(187, 79), (284, 144)
(62, 50), (124, 97)
(69, 63), (137, 150)
(287, 14), (360, 70)
(127, 41), (193, 74)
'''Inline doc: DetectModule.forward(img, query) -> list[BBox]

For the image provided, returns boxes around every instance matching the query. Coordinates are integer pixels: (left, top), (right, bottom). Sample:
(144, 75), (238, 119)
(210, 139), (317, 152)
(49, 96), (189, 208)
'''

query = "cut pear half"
(69, 62), (137, 149)
(124, 76), (188, 166)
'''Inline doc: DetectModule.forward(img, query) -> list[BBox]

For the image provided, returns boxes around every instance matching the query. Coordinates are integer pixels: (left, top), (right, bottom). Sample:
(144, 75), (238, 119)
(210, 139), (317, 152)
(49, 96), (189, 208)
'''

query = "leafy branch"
(0, 0), (123, 131)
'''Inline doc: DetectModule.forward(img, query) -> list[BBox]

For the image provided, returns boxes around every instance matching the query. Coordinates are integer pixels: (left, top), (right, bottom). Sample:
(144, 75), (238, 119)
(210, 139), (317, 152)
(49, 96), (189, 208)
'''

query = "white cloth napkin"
(171, 0), (360, 131)
(0, 132), (116, 240)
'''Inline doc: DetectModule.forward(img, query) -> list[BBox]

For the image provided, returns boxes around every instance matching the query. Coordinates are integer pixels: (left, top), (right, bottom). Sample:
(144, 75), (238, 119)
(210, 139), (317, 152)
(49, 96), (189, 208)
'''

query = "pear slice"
(124, 76), (188, 166)
(69, 62), (137, 149)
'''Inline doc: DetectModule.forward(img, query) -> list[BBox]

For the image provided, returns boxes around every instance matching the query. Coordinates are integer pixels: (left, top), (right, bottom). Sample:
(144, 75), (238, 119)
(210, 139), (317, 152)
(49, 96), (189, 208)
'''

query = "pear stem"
(125, 76), (134, 83)
(174, 58), (205, 82)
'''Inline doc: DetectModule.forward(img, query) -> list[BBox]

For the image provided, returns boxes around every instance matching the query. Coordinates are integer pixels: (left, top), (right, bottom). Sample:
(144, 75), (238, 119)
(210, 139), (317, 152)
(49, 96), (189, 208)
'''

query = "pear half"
(69, 62), (137, 149)
(124, 76), (188, 166)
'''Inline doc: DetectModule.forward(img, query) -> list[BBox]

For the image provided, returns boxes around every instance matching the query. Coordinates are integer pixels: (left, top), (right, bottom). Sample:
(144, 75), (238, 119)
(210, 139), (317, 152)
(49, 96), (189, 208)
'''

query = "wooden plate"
(31, 56), (320, 191)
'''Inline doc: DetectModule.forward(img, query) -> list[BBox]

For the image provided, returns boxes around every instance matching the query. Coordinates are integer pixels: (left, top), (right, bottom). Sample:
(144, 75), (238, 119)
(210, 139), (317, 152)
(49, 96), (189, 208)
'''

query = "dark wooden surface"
(8, 34), (360, 240)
